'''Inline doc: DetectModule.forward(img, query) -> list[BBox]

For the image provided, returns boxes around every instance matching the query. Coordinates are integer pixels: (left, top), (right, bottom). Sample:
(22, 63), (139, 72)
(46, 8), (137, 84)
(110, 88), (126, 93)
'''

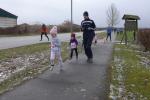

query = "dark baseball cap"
(83, 11), (89, 16)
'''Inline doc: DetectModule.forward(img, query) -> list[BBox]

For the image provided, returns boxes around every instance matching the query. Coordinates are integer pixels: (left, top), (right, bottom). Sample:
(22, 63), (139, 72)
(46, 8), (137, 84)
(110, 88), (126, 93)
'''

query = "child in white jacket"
(49, 26), (63, 71)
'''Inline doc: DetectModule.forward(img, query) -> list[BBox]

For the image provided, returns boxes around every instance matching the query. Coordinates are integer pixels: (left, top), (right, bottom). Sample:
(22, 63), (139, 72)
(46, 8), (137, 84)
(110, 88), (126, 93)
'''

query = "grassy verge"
(116, 31), (135, 42)
(97, 32), (106, 39)
(0, 42), (70, 94)
(0, 43), (49, 61)
(0, 65), (48, 94)
(76, 32), (106, 40)
(110, 33), (150, 99)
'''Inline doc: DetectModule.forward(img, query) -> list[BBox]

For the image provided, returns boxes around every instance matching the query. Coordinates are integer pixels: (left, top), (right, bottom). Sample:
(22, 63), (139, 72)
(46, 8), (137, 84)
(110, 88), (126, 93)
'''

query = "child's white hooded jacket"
(51, 37), (61, 52)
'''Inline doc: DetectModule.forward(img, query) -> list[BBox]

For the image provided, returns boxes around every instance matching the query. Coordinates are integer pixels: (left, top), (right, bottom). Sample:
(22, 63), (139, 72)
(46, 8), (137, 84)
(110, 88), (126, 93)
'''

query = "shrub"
(138, 29), (150, 51)
(58, 20), (80, 33)
(0, 24), (41, 35)
(0, 20), (81, 35)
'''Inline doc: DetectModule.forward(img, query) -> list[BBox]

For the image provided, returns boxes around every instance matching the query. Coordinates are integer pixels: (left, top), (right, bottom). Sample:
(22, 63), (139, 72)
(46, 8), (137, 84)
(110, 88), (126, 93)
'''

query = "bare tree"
(106, 4), (120, 27)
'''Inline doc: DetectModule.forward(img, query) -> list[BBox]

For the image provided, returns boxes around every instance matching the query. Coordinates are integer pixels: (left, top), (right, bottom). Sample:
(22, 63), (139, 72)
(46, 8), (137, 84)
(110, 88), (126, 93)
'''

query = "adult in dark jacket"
(81, 11), (96, 63)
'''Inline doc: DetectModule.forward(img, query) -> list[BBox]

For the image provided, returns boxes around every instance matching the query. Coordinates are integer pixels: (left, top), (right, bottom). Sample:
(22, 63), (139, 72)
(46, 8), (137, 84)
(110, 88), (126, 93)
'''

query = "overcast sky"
(0, 0), (150, 28)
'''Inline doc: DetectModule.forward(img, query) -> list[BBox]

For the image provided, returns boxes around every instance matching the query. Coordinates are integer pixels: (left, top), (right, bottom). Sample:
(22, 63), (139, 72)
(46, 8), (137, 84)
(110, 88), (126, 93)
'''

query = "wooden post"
(125, 30), (127, 45)
(133, 30), (136, 41)
(125, 20), (127, 45)
(136, 20), (138, 41)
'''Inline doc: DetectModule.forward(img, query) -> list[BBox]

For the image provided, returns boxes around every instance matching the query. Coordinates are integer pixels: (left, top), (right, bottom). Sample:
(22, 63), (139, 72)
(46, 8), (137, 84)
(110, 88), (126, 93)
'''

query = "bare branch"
(106, 4), (120, 27)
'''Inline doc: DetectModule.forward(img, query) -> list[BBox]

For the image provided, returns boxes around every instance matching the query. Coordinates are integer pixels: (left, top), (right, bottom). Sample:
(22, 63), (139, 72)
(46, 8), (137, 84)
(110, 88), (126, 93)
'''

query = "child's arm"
(76, 39), (78, 45)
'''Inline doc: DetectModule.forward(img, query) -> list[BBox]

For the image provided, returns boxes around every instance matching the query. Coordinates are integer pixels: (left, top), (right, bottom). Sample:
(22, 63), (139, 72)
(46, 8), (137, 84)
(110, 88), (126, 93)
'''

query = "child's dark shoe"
(49, 65), (54, 71)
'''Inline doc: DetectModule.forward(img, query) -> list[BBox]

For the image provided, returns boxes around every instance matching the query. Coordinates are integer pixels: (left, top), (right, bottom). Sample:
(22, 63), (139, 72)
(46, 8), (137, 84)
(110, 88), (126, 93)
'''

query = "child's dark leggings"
(41, 32), (49, 41)
(70, 48), (78, 59)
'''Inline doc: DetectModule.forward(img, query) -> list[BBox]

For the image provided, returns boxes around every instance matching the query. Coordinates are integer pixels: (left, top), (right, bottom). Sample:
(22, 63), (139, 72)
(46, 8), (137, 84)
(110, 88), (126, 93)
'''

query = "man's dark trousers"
(83, 34), (94, 59)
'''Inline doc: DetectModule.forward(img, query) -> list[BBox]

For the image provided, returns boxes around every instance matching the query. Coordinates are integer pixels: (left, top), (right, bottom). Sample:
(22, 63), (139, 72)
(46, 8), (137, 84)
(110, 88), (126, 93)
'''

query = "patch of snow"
(0, 51), (49, 84)
(111, 54), (150, 100)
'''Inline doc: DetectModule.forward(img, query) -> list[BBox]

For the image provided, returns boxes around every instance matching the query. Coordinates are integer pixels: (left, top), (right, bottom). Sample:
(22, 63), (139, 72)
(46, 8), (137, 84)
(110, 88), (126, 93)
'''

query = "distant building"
(0, 8), (18, 28)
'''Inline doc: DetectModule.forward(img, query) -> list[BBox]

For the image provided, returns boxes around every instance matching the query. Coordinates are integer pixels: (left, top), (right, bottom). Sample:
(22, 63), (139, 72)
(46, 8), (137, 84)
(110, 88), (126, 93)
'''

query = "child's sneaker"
(68, 58), (72, 63)
(49, 65), (54, 71)
(59, 64), (63, 72)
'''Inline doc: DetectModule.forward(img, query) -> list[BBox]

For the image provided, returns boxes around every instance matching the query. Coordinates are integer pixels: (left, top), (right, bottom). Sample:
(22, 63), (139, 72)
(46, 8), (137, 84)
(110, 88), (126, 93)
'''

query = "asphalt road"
(0, 31), (104, 50)
(0, 33), (81, 50)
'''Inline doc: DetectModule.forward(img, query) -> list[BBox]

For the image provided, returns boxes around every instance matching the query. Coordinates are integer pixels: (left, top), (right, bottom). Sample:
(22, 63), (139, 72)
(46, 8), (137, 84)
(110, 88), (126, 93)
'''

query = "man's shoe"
(89, 58), (93, 63)
(87, 58), (93, 63)
(76, 57), (78, 61)
(87, 58), (90, 62)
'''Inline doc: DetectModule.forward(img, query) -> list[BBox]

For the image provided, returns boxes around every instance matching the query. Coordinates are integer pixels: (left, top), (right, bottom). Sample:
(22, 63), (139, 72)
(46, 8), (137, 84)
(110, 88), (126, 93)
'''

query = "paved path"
(0, 36), (115, 100)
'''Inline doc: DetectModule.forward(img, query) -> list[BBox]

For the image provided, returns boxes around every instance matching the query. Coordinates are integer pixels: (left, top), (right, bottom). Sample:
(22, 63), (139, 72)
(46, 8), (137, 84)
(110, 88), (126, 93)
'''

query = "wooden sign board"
(125, 20), (138, 31)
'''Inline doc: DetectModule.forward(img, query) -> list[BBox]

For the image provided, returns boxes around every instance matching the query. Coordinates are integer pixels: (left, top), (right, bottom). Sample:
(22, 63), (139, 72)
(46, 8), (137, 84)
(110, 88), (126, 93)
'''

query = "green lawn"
(96, 32), (106, 39)
(116, 31), (135, 42)
(110, 44), (150, 100)
(0, 43), (49, 61)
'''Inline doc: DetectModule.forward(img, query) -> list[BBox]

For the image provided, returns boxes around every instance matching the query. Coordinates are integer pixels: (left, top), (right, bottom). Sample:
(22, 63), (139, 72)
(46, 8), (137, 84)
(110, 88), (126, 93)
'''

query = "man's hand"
(88, 27), (95, 31)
